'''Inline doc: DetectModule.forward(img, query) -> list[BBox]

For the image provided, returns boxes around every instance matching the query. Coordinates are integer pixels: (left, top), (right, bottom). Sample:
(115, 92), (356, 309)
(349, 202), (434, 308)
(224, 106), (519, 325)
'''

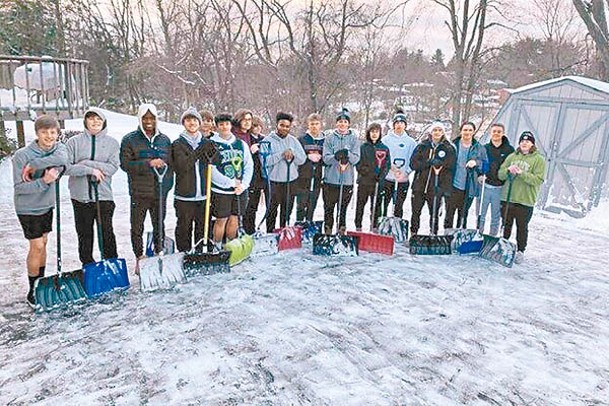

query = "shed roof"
(506, 75), (609, 95)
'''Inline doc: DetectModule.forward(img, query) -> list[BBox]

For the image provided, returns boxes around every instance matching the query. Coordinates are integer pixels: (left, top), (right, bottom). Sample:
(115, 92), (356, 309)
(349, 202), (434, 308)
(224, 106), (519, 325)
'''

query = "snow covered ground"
(1, 110), (608, 405)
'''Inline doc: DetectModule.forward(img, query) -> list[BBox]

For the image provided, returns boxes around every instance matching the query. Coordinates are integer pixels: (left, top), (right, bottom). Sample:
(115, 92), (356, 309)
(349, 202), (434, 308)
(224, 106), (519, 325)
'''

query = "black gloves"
(427, 157), (442, 167)
(334, 149), (349, 164)
(197, 142), (221, 165)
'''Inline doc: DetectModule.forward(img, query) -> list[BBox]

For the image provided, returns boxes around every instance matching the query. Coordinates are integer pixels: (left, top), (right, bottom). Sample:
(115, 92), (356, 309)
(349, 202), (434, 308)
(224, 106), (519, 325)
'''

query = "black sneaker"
(26, 291), (35, 309)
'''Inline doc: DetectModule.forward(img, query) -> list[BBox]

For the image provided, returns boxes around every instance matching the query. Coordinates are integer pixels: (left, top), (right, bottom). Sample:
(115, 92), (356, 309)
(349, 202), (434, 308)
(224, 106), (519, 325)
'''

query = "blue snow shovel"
(83, 180), (129, 298)
(378, 157), (409, 243)
(445, 167), (483, 254)
(457, 172), (486, 254)
(34, 172), (87, 311)
(139, 165), (186, 291)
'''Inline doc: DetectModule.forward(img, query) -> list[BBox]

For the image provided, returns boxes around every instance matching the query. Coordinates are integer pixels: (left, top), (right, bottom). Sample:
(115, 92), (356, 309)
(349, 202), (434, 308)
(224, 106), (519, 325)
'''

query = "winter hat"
(180, 107), (202, 125)
(84, 107), (107, 130)
(519, 131), (535, 145)
(429, 121), (445, 132)
(336, 108), (351, 123)
(393, 112), (407, 125)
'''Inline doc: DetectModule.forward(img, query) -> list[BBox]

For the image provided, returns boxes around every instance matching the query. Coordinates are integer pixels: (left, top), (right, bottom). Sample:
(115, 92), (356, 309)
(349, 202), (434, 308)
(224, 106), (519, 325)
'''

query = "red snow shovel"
(275, 159), (302, 251)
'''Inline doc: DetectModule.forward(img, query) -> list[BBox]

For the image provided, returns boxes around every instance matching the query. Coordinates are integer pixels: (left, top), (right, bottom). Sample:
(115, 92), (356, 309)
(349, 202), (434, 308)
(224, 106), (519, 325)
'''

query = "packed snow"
(0, 110), (608, 405)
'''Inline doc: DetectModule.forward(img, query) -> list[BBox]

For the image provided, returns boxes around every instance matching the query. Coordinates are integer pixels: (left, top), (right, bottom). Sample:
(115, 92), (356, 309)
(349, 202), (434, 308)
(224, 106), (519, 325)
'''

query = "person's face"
(37, 127), (59, 151)
(217, 121), (232, 137)
(251, 124), (262, 136)
(240, 114), (253, 131)
(276, 119), (292, 137)
(393, 121), (406, 134)
(200, 117), (214, 134)
(141, 111), (156, 133)
(431, 127), (444, 143)
(460, 124), (475, 141)
(369, 129), (380, 143)
(519, 139), (533, 154)
(85, 114), (104, 135)
(183, 117), (200, 135)
(308, 120), (322, 136)
(336, 118), (350, 133)
(490, 126), (504, 143)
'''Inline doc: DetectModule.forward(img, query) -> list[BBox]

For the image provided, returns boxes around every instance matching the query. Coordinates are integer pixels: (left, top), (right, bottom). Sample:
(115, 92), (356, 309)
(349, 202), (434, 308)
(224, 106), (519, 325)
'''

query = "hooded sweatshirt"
(263, 131), (307, 182)
(484, 136), (515, 186)
(210, 132), (253, 194)
(498, 148), (546, 207)
(12, 139), (68, 216)
(356, 134), (391, 186)
(119, 103), (174, 199)
(65, 108), (120, 202)
(297, 132), (325, 183)
(171, 130), (213, 200)
(322, 129), (361, 186)
(452, 136), (487, 197)
(382, 129), (417, 182)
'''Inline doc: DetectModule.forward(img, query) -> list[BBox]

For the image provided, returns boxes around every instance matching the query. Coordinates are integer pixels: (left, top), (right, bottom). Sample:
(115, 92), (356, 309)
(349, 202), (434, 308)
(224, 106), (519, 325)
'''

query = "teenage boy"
(355, 123), (391, 231)
(65, 107), (120, 267)
(264, 112), (306, 232)
(171, 107), (219, 252)
(120, 103), (173, 272)
(199, 109), (215, 138)
(13, 115), (68, 307)
(380, 111), (417, 218)
(409, 122), (456, 236)
(322, 108), (361, 234)
(478, 123), (514, 236)
(243, 115), (267, 234)
(295, 113), (325, 222)
(210, 113), (254, 244)
(498, 131), (546, 264)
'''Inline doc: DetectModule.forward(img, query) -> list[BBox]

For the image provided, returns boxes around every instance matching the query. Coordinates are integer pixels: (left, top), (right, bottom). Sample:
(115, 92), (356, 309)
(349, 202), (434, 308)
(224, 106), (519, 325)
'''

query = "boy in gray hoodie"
(65, 108), (120, 266)
(12, 115), (68, 307)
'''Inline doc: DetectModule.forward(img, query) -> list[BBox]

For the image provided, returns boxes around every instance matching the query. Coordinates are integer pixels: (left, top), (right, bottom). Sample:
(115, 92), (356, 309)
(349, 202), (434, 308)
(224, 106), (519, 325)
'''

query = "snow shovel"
(409, 166), (453, 255)
(312, 162), (358, 256)
(444, 167), (483, 254)
(378, 157), (409, 243)
(83, 180), (129, 298)
(275, 158), (302, 251)
(144, 166), (175, 257)
(183, 163), (231, 276)
(457, 172), (486, 254)
(139, 165), (186, 291)
(224, 155), (254, 266)
(251, 141), (279, 257)
(479, 175), (517, 267)
(34, 174), (87, 311)
(294, 220), (323, 244)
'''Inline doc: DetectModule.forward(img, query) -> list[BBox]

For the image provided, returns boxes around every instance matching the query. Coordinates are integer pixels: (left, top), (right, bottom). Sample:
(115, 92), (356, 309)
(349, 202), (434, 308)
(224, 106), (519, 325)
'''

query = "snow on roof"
(511, 75), (609, 95)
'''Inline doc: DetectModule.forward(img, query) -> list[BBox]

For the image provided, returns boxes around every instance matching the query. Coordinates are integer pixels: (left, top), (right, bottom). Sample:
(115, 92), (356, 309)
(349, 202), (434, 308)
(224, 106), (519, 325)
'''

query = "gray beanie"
(180, 107), (202, 124)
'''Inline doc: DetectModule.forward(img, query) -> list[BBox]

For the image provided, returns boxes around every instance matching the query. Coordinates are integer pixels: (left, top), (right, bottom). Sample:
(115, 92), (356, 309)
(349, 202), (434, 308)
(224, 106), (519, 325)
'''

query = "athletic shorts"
(211, 192), (248, 218)
(18, 209), (53, 240)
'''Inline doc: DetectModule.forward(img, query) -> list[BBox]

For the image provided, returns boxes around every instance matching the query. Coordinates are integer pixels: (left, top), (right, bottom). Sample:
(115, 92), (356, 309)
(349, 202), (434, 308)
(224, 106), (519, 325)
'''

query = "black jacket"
(120, 129), (174, 199)
(356, 141), (391, 186)
(484, 136), (515, 186)
(171, 136), (213, 199)
(410, 137), (456, 197)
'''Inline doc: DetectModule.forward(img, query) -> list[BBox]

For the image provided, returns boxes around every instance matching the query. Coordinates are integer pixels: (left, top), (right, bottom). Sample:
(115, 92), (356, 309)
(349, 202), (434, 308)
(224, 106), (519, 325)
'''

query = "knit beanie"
(181, 107), (202, 124)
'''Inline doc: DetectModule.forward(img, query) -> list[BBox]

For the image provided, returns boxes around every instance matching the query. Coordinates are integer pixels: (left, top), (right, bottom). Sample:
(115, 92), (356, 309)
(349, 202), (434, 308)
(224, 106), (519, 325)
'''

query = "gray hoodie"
(12, 140), (68, 215)
(65, 108), (120, 202)
(263, 131), (306, 182)
(322, 129), (361, 185)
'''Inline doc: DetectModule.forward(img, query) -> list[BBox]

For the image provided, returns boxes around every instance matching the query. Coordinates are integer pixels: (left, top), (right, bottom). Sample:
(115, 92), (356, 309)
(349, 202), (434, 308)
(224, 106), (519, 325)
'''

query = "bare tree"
(573, 0), (609, 80)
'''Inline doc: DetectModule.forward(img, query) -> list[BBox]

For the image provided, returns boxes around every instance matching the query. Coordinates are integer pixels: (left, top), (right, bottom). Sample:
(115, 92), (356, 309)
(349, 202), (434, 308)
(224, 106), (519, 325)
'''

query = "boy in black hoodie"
(355, 123), (390, 231)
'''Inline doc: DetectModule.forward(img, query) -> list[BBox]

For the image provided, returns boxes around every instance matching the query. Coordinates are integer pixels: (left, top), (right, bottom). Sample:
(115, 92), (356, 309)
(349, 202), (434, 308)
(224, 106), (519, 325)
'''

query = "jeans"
(478, 184), (502, 236)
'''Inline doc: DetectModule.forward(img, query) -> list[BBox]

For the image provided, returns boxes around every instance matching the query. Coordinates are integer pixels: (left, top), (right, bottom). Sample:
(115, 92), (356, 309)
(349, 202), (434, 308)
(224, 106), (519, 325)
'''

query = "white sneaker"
(514, 251), (524, 264)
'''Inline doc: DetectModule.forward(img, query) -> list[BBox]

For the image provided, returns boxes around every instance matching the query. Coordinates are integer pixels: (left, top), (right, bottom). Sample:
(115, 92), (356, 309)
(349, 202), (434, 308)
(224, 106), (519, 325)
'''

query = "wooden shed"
(483, 76), (609, 218)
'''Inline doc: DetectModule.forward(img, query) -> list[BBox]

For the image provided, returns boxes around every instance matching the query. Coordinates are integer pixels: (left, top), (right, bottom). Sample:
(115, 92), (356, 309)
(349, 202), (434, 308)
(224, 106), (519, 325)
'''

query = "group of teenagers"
(12, 104), (546, 307)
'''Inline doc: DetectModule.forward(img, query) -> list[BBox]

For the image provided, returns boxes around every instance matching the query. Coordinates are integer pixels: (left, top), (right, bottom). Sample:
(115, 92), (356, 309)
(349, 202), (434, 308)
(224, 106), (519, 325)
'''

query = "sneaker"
(356, 227), (362, 232)
(514, 251), (525, 264)
(26, 291), (35, 309)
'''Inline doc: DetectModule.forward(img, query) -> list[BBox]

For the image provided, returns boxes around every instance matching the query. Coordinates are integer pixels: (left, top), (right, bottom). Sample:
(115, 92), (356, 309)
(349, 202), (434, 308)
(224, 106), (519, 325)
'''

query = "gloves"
(427, 157), (442, 167)
(334, 149), (349, 164)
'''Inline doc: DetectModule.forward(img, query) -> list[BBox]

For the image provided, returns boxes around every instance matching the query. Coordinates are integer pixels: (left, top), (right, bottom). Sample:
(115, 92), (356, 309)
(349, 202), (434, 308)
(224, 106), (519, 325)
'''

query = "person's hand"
(478, 175), (486, 184)
(394, 170), (408, 183)
(234, 181), (244, 195)
(466, 159), (477, 169)
(42, 167), (59, 184)
(334, 149), (348, 164)
(149, 158), (165, 168)
(508, 164), (522, 175)
(250, 143), (260, 154)
(308, 151), (322, 163)
(21, 164), (34, 182)
(283, 149), (294, 162)
(427, 157), (442, 167)
(91, 168), (105, 182)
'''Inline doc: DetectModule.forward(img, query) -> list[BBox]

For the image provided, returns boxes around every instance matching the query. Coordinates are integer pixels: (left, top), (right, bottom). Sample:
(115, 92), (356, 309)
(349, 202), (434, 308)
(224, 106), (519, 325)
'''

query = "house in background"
(482, 76), (609, 218)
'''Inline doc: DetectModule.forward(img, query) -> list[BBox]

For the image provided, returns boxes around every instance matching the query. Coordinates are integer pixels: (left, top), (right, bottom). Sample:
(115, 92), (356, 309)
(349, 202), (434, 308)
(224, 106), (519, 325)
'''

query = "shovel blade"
(83, 258), (130, 298)
(274, 226), (302, 251)
(251, 232), (279, 257)
(183, 250), (231, 277)
(378, 217), (409, 243)
(145, 232), (176, 257)
(224, 234), (254, 266)
(479, 235), (516, 268)
(444, 228), (484, 254)
(34, 270), (87, 311)
(346, 231), (394, 255)
(409, 235), (453, 255)
(139, 253), (186, 292)
(294, 221), (323, 244)
(312, 234), (359, 256)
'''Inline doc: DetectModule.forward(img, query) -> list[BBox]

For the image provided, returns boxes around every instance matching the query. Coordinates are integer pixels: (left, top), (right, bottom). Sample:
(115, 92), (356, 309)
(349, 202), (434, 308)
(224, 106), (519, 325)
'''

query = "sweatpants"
(502, 202), (534, 252)
(378, 180), (410, 218)
(174, 199), (205, 253)
(130, 197), (167, 258)
(72, 199), (118, 266)
(323, 183), (353, 233)
(266, 181), (296, 233)
(478, 184), (502, 236)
